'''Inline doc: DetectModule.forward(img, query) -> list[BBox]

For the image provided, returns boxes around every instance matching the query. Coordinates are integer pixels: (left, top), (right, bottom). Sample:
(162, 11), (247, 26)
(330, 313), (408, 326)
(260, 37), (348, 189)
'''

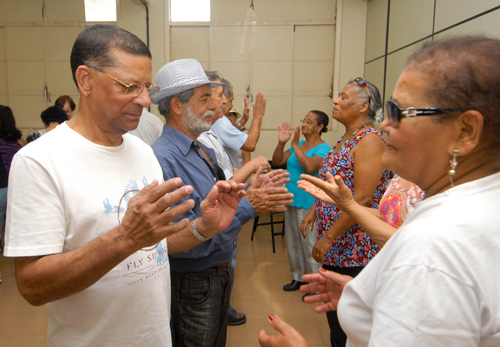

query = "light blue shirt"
(211, 116), (248, 169)
(286, 141), (332, 209)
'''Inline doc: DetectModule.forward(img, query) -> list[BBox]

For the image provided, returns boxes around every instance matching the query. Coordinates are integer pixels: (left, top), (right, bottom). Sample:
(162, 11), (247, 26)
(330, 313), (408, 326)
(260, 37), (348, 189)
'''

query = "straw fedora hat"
(151, 58), (223, 104)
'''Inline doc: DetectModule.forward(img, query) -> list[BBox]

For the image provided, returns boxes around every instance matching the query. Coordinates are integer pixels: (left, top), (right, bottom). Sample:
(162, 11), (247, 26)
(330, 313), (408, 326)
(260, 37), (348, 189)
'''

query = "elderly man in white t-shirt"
(4, 24), (245, 347)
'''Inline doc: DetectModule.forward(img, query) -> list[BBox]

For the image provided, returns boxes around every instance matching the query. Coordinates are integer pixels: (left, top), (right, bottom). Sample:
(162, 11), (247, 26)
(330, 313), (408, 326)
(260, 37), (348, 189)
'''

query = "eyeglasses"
(300, 119), (317, 125)
(353, 77), (371, 104)
(385, 98), (468, 127)
(92, 68), (160, 98)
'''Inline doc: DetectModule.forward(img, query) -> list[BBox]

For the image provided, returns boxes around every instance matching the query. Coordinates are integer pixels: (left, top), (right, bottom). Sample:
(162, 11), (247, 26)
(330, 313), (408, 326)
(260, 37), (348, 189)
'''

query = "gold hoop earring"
(448, 149), (459, 187)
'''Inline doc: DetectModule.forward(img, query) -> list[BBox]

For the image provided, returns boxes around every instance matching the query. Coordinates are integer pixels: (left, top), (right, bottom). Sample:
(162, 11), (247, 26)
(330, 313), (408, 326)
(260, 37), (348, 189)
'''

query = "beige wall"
(2, 0), (498, 153)
(365, 0), (500, 108)
(0, 0), (88, 135)
(0, 0), (369, 154)
(332, 0), (368, 136)
(164, 0), (340, 159)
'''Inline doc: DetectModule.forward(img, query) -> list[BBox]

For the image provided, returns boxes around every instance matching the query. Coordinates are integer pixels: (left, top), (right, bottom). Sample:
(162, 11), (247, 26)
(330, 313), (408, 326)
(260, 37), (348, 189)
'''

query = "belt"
(219, 261), (231, 268)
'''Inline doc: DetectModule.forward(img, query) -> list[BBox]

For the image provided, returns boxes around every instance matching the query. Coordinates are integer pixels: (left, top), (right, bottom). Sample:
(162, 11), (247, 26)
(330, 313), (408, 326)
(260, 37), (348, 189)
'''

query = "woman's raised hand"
(290, 125), (301, 147)
(299, 172), (355, 212)
(297, 178), (337, 206)
(242, 96), (250, 122)
(278, 122), (293, 144)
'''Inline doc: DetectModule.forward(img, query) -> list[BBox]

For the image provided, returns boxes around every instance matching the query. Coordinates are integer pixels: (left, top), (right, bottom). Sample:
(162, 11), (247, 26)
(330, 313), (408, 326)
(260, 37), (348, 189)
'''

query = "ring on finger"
(163, 193), (171, 212)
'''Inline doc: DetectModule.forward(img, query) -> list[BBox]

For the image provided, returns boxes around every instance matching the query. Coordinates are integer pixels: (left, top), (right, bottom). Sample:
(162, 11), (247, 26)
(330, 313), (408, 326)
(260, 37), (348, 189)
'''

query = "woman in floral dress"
(301, 78), (390, 347)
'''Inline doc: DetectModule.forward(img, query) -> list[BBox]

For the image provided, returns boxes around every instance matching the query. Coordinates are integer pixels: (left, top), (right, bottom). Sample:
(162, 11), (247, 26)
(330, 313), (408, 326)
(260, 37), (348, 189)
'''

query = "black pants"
(322, 264), (365, 347)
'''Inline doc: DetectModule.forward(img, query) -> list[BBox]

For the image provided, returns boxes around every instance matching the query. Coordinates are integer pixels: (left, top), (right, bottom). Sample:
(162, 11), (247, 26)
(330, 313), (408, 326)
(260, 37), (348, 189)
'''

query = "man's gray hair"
(205, 70), (223, 83)
(222, 78), (233, 98)
(158, 89), (194, 118)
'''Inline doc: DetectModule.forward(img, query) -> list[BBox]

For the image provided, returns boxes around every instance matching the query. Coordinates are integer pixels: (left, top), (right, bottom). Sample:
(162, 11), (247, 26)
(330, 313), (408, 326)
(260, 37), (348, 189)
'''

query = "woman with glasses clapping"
(272, 111), (331, 297)
(300, 78), (390, 347)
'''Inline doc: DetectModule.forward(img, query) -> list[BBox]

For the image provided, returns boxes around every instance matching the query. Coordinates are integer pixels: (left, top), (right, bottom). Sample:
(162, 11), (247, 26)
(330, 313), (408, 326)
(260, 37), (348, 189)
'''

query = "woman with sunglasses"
(260, 35), (500, 347)
(272, 111), (331, 296)
(300, 78), (390, 346)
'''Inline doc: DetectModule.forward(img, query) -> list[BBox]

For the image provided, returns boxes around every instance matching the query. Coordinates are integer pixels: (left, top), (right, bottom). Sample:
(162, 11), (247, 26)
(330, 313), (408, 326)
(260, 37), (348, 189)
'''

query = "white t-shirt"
(5, 123), (171, 347)
(338, 171), (500, 347)
(129, 108), (164, 145)
(210, 116), (248, 169)
(198, 130), (234, 180)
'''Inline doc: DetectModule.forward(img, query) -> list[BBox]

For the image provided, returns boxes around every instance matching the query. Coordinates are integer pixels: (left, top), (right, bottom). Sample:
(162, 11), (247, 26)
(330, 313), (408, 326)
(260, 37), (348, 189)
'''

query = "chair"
(251, 212), (285, 253)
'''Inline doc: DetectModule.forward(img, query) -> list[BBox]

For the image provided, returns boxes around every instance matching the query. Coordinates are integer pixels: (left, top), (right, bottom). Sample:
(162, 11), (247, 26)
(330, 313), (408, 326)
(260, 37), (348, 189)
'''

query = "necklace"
(331, 123), (371, 152)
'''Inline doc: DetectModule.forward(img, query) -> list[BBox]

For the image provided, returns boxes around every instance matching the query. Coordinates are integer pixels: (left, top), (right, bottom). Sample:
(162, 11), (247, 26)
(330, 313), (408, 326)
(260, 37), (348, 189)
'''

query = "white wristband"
(191, 218), (212, 242)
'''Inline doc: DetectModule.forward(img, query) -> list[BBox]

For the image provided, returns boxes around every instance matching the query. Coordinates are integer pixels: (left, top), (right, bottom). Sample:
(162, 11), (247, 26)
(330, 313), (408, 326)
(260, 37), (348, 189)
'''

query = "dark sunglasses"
(353, 77), (371, 104)
(385, 98), (468, 127)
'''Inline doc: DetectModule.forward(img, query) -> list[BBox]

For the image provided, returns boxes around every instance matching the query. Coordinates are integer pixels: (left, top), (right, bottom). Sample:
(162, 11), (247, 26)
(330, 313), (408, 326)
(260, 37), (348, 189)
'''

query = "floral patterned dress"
(316, 128), (390, 267)
(379, 175), (425, 229)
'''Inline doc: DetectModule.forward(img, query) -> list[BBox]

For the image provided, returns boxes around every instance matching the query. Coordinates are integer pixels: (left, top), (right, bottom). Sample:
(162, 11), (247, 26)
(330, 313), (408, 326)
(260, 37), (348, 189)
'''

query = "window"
(171, 0), (210, 22)
(84, 0), (117, 22)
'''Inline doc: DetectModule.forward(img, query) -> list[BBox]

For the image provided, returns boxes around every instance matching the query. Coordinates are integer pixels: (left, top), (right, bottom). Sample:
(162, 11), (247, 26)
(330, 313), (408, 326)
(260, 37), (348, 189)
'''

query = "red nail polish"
(320, 267), (326, 272)
(268, 314), (276, 321)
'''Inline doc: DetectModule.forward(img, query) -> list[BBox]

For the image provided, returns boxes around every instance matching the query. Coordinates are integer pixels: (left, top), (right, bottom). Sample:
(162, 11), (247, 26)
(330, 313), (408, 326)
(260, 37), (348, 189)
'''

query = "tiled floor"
(0, 217), (330, 346)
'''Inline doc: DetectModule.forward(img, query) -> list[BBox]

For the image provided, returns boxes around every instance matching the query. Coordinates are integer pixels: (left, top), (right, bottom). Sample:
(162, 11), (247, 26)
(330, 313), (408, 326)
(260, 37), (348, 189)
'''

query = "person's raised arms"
(297, 173), (338, 206)
(197, 180), (247, 232)
(231, 156), (270, 183)
(289, 125), (324, 174)
(251, 167), (290, 189)
(15, 178), (195, 306)
(272, 122), (293, 167)
(241, 92), (267, 152)
(239, 96), (250, 127)
(167, 180), (246, 254)
(300, 172), (398, 246)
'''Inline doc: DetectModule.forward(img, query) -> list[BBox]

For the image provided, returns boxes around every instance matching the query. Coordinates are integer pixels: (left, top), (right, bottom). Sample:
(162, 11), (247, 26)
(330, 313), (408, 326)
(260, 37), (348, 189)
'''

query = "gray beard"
(181, 106), (213, 137)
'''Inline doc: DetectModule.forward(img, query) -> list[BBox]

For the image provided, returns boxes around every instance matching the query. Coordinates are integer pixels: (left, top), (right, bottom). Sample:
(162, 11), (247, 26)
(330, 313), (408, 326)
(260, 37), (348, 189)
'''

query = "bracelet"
(191, 218), (212, 242)
(237, 122), (246, 131)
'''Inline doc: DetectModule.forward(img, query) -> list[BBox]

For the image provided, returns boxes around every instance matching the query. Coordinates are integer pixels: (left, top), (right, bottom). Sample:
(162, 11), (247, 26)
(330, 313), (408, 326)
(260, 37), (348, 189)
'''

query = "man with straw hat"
(151, 58), (294, 347)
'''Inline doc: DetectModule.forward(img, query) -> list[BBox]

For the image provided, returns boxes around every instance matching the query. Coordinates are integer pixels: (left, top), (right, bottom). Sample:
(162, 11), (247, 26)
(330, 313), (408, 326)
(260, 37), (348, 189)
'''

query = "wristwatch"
(237, 122), (246, 131)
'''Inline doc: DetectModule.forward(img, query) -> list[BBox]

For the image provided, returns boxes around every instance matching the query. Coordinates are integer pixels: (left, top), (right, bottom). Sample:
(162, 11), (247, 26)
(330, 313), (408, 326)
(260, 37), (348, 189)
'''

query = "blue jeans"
(170, 266), (232, 347)
(0, 187), (7, 245)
